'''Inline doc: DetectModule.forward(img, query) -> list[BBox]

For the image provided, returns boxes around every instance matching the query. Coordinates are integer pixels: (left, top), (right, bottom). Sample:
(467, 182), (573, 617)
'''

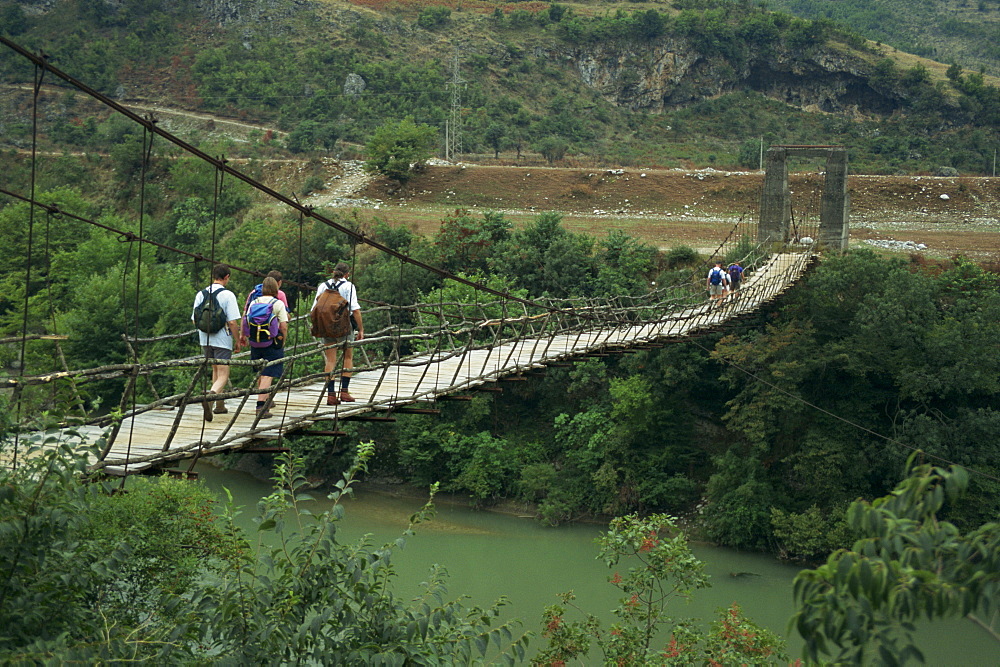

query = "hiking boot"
(213, 399), (228, 414)
(326, 393), (340, 406)
(202, 392), (215, 421)
(339, 391), (355, 403)
(257, 408), (272, 419)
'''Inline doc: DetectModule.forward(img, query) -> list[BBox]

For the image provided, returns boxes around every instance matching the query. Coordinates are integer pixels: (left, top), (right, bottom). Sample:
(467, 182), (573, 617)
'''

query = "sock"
(256, 400), (264, 411)
(326, 379), (337, 394)
(340, 376), (351, 392)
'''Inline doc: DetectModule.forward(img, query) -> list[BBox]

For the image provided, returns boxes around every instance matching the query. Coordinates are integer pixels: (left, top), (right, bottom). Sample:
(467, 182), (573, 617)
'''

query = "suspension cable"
(0, 36), (605, 321)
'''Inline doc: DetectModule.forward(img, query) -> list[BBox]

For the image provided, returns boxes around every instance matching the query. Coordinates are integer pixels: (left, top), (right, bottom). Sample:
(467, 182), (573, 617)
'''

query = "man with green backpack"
(191, 264), (244, 420)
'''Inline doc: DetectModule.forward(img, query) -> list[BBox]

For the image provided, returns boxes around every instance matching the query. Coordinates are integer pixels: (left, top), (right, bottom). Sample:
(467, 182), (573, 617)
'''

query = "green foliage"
(285, 119), (340, 153)
(416, 5), (451, 29)
(203, 446), (528, 662)
(433, 209), (512, 274)
(766, 0), (1000, 76)
(363, 118), (438, 183)
(792, 458), (1000, 664)
(0, 434), (231, 662)
(771, 504), (852, 562)
(704, 249), (1000, 552)
(535, 135), (568, 164)
(663, 244), (699, 268)
(534, 513), (786, 665)
(0, 437), (529, 662)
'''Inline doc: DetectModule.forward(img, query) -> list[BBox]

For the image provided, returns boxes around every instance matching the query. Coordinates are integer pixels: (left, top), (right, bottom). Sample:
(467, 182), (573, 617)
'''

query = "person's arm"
(228, 318), (244, 351)
(352, 309), (364, 340)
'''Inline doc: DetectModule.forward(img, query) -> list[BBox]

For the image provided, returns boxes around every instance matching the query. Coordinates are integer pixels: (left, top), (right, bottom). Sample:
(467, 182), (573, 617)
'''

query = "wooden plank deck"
(84, 251), (811, 475)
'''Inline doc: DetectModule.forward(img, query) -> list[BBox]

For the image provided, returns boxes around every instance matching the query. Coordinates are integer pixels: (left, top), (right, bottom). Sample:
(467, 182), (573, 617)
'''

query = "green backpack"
(194, 288), (229, 334)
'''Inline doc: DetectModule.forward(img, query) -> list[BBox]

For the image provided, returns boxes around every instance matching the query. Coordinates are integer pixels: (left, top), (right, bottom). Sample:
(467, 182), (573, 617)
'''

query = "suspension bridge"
(0, 37), (837, 477)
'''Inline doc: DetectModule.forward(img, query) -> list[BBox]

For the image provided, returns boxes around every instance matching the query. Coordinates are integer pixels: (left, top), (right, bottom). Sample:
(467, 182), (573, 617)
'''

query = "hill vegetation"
(1, 0), (999, 174)
(765, 0), (1000, 77)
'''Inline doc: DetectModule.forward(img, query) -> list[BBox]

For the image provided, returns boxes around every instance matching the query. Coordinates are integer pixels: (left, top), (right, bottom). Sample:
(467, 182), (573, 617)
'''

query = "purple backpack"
(243, 298), (280, 347)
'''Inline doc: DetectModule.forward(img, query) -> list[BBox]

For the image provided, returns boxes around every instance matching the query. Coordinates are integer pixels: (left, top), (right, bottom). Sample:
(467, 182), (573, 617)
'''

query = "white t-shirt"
(310, 278), (360, 314)
(192, 284), (241, 349)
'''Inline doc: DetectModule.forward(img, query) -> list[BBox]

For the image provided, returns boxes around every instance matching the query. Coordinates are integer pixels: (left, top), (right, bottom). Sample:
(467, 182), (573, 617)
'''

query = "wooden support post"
(438, 395), (474, 401)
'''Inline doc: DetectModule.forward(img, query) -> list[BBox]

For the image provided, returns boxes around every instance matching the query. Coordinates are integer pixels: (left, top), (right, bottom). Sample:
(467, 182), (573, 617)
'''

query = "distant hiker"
(707, 261), (726, 302)
(243, 276), (288, 419)
(310, 262), (364, 406)
(728, 262), (744, 292)
(191, 263), (243, 420)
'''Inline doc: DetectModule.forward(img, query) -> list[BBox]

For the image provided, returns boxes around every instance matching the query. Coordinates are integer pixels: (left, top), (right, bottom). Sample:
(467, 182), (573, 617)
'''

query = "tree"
(485, 122), (507, 159)
(535, 513), (786, 665)
(535, 136), (568, 165)
(792, 457), (1000, 665)
(363, 118), (438, 183)
(433, 208), (511, 273)
(286, 120), (340, 153)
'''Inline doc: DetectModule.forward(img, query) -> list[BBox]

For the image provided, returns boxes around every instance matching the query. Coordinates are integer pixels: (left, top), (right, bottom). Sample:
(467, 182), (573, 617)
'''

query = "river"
(196, 463), (997, 665)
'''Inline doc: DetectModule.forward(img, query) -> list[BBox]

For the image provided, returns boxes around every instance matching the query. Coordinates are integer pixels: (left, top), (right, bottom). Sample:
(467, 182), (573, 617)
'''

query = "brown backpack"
(310, 280), (352, 339)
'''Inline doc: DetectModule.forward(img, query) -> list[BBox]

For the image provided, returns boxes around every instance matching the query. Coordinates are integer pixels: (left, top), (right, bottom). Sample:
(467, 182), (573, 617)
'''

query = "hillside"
(1, 0), (999, 176)
(765, 0), (1000, 76)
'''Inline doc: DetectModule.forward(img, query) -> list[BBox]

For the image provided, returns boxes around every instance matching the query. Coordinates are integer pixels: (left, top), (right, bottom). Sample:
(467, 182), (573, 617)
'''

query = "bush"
(416, 6), (451, 29)
(664, 244), (699, 268)
(363, 118), (438, 182)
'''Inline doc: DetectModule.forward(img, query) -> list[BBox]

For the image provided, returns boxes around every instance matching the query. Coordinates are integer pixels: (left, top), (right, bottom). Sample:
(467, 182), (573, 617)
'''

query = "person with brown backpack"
(309, 262), (364, 406)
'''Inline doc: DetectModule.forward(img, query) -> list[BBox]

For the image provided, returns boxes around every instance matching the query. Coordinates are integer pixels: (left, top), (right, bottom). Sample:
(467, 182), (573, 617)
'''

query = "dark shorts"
(731, 279), (741, 291)
(202, 345), (232, 360)
(250, 344), (284, 378)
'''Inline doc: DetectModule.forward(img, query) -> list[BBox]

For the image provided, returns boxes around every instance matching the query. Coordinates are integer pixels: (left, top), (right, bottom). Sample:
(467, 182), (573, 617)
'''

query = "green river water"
(197, 464), (997, 665)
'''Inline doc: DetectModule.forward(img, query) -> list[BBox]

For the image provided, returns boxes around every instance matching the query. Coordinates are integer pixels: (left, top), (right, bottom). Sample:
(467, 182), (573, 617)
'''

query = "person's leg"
(256, 375), (274, 417)
(257, 376), (273, 403)
(201, 347), (216, 421)
(211, 363), (230, 394)
(340, 347), (355, 401)
(323, 343), (340, 405)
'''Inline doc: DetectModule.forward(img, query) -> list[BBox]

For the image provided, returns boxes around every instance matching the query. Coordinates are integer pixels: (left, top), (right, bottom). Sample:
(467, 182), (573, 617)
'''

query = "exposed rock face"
(564, 38), (901, 115)
(344, 73), (366, 98)
(195, 0), (311, 27)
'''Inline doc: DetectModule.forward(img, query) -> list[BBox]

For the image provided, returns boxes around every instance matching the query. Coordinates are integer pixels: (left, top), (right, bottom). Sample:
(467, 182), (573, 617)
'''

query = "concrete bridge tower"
(758, 146), (849, 251)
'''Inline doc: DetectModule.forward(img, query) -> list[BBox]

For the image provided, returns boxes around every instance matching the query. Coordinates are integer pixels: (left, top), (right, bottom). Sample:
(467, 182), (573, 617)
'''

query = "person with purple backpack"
(242, 276), (288, 419)
(727, 262), (744, 293)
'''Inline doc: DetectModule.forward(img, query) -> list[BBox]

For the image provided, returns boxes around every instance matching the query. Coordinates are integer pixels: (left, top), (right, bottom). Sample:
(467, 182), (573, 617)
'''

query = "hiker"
(706, 261), (727, 302)
(243, 276), (288, 419)
(267, 270), (290, 310)
(191, 263), (243, 421)
(310, 262), (364, 406)
(728, 262), (744, 292)
(244, 270), (290, 314)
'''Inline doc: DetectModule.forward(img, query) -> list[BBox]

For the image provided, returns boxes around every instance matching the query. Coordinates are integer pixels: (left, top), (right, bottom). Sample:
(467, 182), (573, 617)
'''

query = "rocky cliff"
(565, 38), (901, 116)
